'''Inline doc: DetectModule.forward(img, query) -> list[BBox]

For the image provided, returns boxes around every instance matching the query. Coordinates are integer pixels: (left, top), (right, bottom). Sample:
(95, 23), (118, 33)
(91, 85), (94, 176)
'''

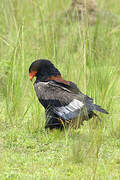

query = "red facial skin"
(29, 70), (37, 80)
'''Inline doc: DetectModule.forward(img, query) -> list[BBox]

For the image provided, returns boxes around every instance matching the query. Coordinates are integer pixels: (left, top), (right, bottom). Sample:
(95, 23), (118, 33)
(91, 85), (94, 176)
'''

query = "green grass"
(0, 0), (120, 179)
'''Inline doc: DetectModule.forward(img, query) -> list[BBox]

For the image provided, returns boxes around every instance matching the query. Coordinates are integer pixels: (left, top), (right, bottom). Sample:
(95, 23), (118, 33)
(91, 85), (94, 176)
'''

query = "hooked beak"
(29, 71), (37, 80)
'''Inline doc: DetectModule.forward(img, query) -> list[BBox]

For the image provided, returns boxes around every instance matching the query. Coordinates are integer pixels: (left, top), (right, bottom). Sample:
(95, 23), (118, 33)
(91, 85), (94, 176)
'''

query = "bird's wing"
(52, 80), (94, 104)
(34, 81), (88, 121)
(62, 81), (108, 115)
(34, 81), (85, 106)
(34, 80), (108, 123)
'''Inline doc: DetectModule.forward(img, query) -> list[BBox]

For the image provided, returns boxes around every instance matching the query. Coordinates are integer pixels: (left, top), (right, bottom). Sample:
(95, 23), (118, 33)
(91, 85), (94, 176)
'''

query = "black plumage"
(29, 59), (108, 130)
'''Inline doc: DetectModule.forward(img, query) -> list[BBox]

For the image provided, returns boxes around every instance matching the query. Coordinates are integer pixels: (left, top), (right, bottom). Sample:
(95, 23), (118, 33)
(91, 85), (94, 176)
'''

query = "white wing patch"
(54, 99), (84, 120)
(68, 99), (84, 110)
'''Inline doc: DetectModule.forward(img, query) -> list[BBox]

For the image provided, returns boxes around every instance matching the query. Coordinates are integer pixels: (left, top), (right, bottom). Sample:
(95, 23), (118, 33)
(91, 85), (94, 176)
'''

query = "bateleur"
(29, 59), (108, 130)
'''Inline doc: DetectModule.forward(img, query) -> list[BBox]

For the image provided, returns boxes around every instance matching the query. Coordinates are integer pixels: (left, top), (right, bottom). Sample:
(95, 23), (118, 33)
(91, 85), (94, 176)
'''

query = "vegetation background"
(0, 0), (120, 179)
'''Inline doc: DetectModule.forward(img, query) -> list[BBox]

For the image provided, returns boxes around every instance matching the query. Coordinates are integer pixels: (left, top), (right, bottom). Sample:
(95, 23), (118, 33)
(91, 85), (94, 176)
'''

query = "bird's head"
(29, 59), (61, 81)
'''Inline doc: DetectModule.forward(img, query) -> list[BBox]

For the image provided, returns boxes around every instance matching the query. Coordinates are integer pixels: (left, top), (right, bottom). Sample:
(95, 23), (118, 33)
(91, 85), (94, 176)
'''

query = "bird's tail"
(93, 104), (109, 114)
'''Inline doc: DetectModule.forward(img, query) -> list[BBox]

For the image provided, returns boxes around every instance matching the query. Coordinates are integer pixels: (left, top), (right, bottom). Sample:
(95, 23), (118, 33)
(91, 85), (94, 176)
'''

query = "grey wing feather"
(53, 99), (85, 120)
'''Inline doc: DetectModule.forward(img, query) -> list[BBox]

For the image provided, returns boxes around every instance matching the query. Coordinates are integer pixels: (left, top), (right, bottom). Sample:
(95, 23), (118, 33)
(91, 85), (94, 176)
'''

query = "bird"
(29, 59), (108, 130)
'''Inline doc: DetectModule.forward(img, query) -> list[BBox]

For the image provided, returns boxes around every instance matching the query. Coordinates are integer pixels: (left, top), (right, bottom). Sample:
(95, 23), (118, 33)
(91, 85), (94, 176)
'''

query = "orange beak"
(29, 71), (37, 80)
